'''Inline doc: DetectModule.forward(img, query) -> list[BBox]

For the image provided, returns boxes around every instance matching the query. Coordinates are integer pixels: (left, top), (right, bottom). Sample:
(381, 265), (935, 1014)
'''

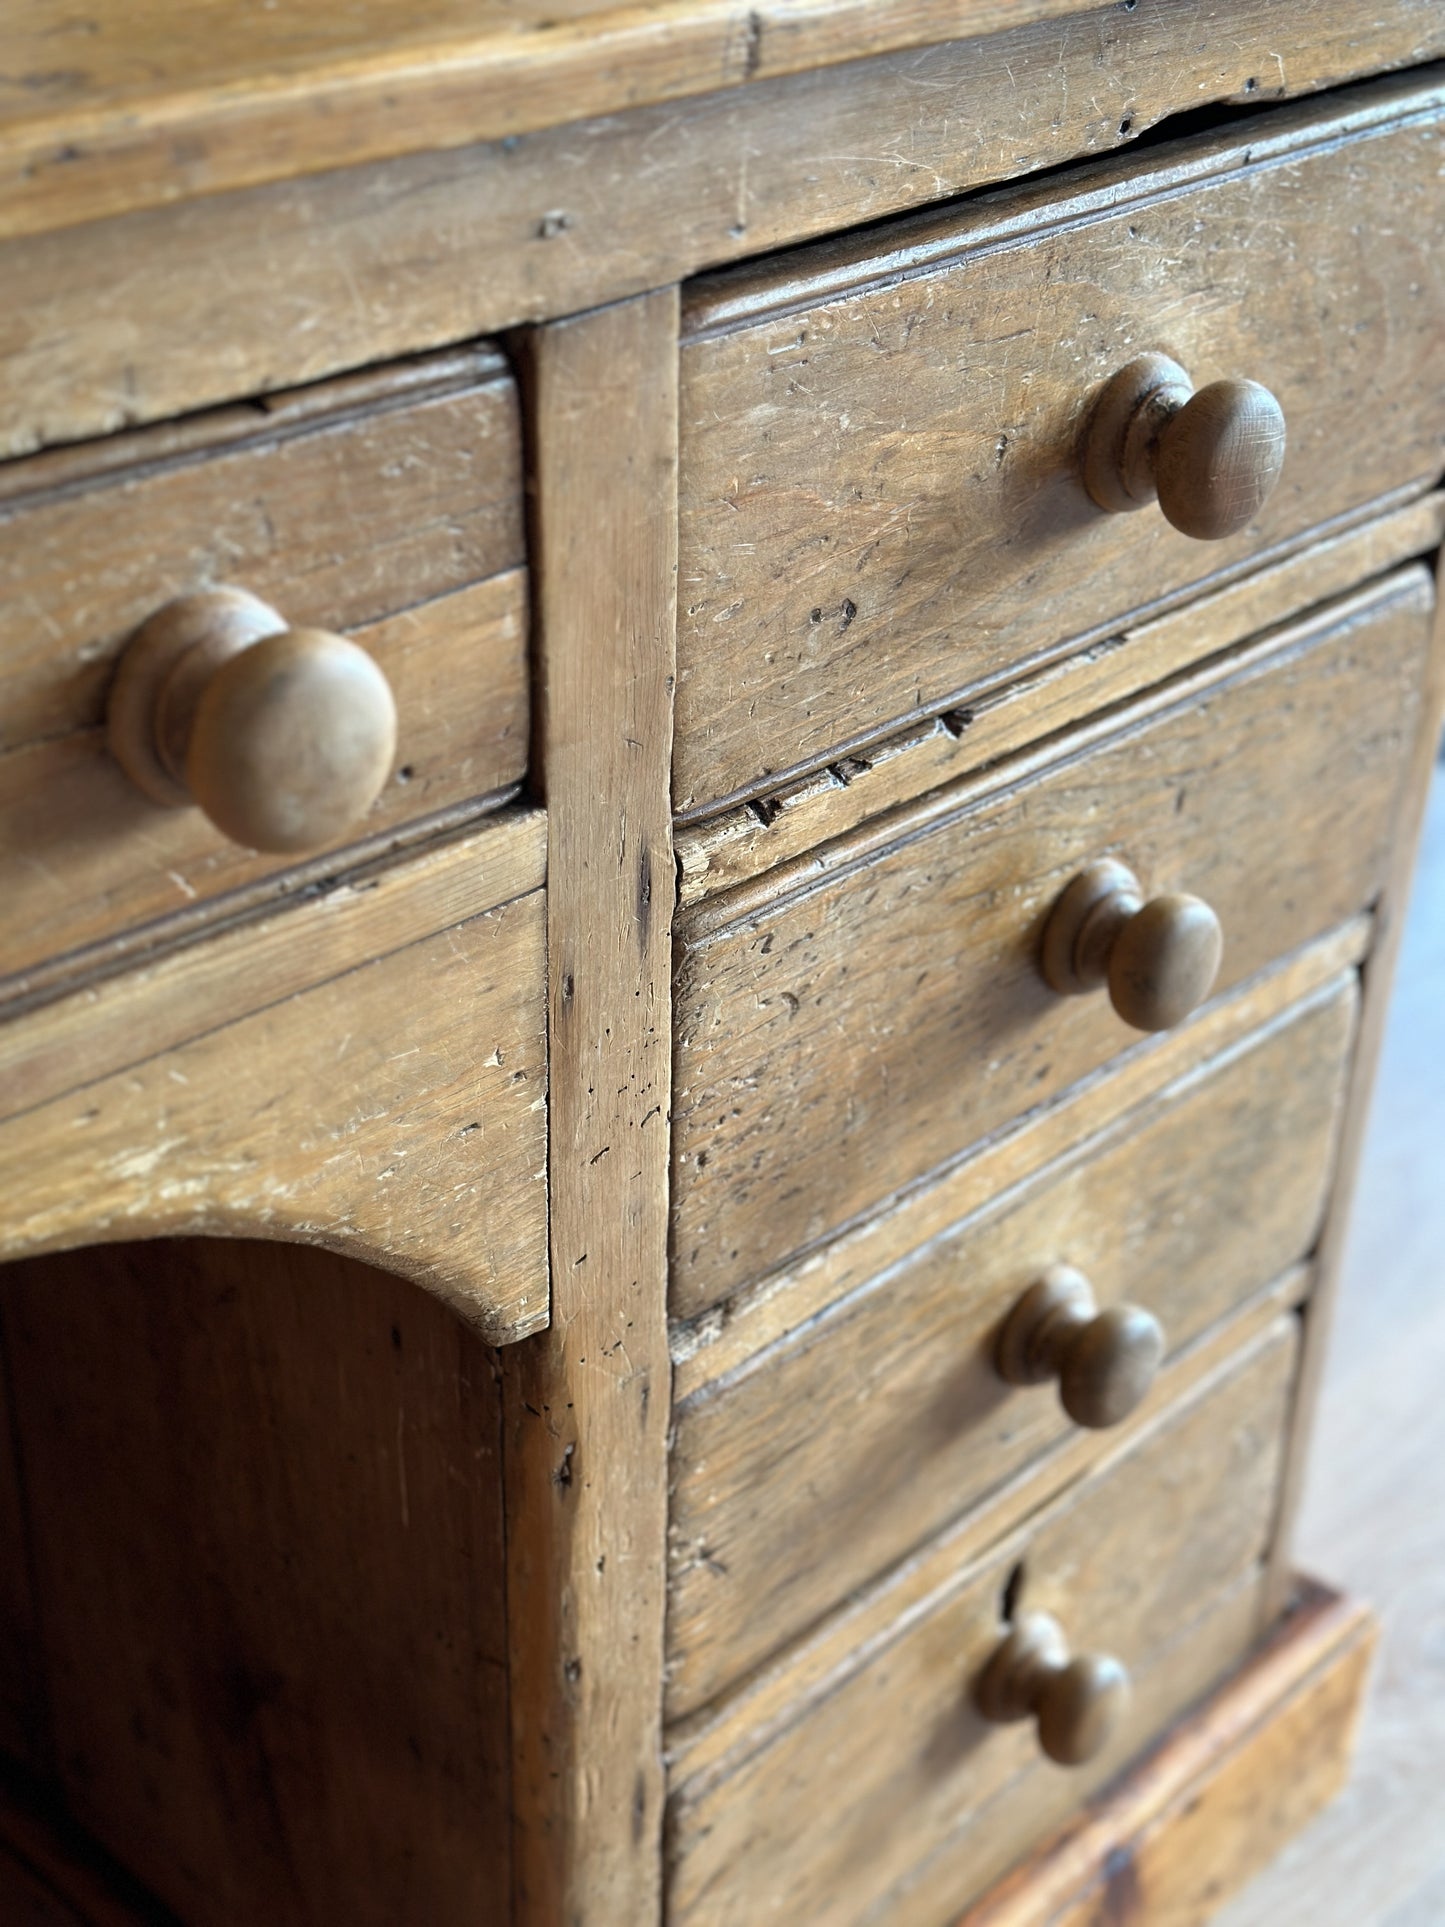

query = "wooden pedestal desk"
(0, 4), (1442, 1921)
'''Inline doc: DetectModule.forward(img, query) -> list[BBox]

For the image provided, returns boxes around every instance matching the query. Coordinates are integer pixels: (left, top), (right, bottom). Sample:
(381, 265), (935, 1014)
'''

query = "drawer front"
(668, 976), (1355, 1717)
(672, 566), (1432, 1316)
(667, 1321), (1296, 1925)
(675, 71), (1445, 817)
(0, 348), (526, 992)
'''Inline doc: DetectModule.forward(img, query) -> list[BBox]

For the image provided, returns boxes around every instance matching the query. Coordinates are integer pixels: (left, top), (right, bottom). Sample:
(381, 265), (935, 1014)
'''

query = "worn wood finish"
(0, 348), (527, 989)
(0, 812), (549, 1344)
(672, 570), (1432, 1315)
(0, 572), (528, 1005)
(502, 291), (677, 1924)
(965, 1580), (1377, 1927)
(6, 4), (1444, 456)
(668, 981), (1355, 1718)
(0, 1238), (513, 1926)
(668, 1266), (1308, 1785)
(672, 918), (1368, 1394)
(675, 493), (1445, 907)
(667, 1322), (1296, 1924)
(0, 1777), (176, 1927)
(676, 71), (1445, 815)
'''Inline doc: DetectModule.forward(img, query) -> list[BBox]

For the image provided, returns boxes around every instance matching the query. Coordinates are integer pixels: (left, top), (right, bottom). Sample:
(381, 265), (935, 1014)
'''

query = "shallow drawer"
(667, 1320), (1296, 1925)
(0, 809), (549, 1345)
(0, 347), (526, 995)
(671, 565), (1432, 1316)
(675, 69), (1445, 818)
(668, 976), (1354, 1718)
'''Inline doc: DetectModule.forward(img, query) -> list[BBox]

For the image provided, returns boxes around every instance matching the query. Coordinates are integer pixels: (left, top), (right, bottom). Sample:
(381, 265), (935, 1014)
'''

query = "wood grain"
(502, 291), (678, 1924)
(675, 494), (1445, 907)
(676, 71), (1445, 814)
(5, 2), (1443, 454)
(0, 1238), (513, 1926)
(965, 1581), (1377, 1927)
(671, 569), (1432, 1315)
(0, 813), (549, 1345)
(9, 0), (1443, 245)
(667, 1322), (1296, 1924)
(668, 980), (1356, 1719)
(0, 573), (528, 996)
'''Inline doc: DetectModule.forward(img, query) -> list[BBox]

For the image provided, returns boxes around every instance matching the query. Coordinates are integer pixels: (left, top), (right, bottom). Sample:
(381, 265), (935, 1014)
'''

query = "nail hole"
(1118, 116), (1134, 137)
(1001, 1560), (1026, 1624)
(396, 764), (414, 783)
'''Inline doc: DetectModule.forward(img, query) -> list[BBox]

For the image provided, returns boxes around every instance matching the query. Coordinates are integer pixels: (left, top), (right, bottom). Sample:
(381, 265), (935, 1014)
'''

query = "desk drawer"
(667, 1320), (1297, 1926)
(668, 976), (1355, 1717)
(0, 348), (526, 995)
(672, 565), (1431, 1315)
(676, 70), (1445, 818)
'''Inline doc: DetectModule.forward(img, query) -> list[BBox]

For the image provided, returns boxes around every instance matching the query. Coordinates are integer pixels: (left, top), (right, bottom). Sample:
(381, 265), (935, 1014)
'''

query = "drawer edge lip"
(681, 61), (1445, 339)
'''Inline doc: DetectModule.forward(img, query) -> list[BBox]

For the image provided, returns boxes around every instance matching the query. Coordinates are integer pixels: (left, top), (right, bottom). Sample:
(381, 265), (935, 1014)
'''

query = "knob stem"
(1040, 858), (1223, 1032)
(996, 1265), (1164, 1429)
(976, 1611), (1130, 1767)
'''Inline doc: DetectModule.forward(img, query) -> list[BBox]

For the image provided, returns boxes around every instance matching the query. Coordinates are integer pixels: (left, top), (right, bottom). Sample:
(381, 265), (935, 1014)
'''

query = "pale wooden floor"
(1219, 763), (1445, 1926)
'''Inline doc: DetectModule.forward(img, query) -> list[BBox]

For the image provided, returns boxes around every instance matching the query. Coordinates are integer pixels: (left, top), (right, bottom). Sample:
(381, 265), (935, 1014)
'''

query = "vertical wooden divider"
(504, 289), (679, 1925)
(1264, 547), (1445, 1619)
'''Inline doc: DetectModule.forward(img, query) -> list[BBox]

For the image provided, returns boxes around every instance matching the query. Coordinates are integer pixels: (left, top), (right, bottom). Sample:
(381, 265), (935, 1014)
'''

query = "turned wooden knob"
(1040, 857), (1222, 1032)
(995, 1264), (1164, 1429)
(108, 588), (397, 854)
(1080, 352), (1286, 540)
(976, 1611), (1130, 1767)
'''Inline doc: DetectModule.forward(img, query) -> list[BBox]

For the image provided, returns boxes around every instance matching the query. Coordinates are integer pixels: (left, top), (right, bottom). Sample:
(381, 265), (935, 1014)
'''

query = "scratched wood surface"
(502, 290), (678, 1924)
(0, 349), (527, 994)
(667, 1323), (1296, 1924)
(0, 812), (549, 1344)
(675, 70), (1445, 815)
(9, 0), (1443, 247)
(5, 3), (1443, 456)
(672, 570), (1433, 1316)
(0, 1237), (513, 1926)
(667, 979), (1355, 1720)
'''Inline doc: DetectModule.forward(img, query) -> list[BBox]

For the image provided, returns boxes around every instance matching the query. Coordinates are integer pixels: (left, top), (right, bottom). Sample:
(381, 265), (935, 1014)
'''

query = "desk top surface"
(1, 0), (1086, 244)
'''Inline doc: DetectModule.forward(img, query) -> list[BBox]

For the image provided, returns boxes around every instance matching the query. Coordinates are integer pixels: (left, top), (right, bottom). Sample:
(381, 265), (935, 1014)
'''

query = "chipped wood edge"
(0, 0), (1098, 246)
(666, 1281), (1308, 1791)
(674, 494), (1445, 906)
(503, 289), (679, 1925)
(959, 1577), (1378, 1927)
(1263, 539), (1445, 1621)
(671, 922), (1370, 1397)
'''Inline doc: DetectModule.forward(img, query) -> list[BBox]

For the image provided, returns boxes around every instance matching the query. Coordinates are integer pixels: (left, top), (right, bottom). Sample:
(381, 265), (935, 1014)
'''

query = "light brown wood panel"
(668, 979), (1356, 1718)
(5, 3), (1443, 454)
(0, 348), (521, 749)
(0, 813), (548, 1345)
(667, 1322), (1296, 1924)
(671, 568), (1432, 1316)
(675, 71), (1445, 815)
(502, 291), (678, 1924)
(675, 493), (1445, 907)
(0, 574), (528, 997)
(958, 1580), (1377, 1927)
(0, 1238), (511, 1926)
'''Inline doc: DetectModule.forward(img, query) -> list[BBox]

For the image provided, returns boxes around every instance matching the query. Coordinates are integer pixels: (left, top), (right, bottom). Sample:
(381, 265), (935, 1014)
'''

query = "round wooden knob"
(108, 588), (398, 854)
(1040, 857), (1223, 1032)
(1080, 352), (1286, 540)
(976, 1611), (1130, 1767)
(995, 1265), (1164, 1429)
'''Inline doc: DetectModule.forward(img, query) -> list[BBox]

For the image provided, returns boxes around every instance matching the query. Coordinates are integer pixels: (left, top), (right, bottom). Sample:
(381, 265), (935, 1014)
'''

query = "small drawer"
(671, 564), (1433, 1315)
(667, 1320), (1297, 1925)
(668, 975), (1355, 1718)
(0, 346), (527, 994)
(675, 69), (1445, 818)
